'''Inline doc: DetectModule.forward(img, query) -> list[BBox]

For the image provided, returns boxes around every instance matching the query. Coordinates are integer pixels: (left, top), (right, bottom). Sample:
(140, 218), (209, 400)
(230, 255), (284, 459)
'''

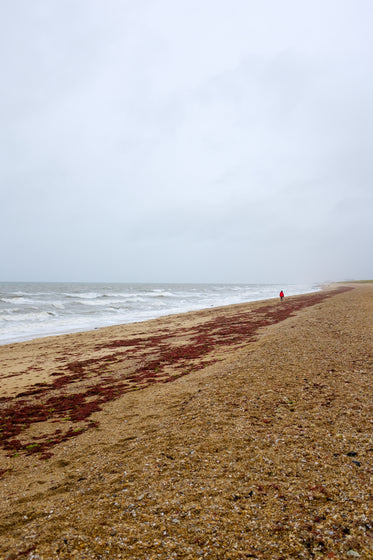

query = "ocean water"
(0, 282), (320, 345)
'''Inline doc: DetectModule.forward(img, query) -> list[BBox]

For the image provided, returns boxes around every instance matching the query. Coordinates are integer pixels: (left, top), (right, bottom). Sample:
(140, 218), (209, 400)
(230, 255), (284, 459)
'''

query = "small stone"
(346, 551), (361, 558)
(346, 451), (358, 457)
(110, 528), (117, 536)
(352, 460), (362, 467)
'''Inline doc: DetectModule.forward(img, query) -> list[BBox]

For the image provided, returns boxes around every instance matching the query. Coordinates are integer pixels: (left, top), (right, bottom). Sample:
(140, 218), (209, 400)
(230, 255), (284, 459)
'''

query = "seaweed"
(0, 287), (352, 459)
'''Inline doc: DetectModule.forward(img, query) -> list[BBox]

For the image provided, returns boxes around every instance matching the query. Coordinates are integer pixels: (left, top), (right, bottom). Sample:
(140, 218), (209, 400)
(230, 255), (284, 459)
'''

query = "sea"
(0, 282), (321, 345)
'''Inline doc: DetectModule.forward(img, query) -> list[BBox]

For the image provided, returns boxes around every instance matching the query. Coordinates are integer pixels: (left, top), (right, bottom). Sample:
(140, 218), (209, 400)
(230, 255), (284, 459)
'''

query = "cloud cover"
(1, 0), (372, 282)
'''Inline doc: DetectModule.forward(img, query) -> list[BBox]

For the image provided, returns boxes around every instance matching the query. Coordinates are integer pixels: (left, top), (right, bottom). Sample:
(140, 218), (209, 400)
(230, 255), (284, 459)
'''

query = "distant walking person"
(279, 290), (284, 301)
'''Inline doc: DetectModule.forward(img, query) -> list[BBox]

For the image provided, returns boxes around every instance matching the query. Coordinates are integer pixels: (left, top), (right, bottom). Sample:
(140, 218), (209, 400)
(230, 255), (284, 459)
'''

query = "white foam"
(64, 292), (101, 299)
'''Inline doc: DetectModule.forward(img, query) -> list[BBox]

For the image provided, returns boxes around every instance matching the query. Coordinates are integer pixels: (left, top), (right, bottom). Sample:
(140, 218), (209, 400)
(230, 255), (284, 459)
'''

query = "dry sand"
(0, 284), (372, 559)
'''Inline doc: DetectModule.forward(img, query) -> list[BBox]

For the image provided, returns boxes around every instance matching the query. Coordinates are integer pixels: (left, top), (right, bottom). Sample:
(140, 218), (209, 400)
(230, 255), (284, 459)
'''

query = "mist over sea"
(0, 282), (321, 345)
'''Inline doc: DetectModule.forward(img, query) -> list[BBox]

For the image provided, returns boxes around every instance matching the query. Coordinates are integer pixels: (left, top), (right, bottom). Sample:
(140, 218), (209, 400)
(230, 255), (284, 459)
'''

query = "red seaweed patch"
(0, 287), (352, 459)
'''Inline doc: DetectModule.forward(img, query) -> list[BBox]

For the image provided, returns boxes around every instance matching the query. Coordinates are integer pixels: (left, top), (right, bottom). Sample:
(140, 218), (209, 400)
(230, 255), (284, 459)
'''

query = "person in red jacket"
(279, 290), (284, 301)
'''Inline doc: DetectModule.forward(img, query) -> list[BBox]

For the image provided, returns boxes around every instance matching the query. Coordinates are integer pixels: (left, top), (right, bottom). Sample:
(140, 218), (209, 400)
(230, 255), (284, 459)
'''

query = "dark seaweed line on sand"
(0, 287), (352, 462)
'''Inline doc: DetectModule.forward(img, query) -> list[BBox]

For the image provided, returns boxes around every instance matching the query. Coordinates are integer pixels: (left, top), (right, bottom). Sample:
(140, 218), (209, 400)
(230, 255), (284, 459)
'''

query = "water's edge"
(0, 282), (321, 345)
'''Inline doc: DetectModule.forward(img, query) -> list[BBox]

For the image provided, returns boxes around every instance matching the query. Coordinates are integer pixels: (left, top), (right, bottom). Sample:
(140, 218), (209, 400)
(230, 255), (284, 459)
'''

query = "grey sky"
(1, 0), (372, 283)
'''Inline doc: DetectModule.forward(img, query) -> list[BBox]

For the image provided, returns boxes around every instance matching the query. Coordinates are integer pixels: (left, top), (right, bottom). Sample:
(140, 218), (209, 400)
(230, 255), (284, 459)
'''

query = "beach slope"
(0, 284), (372, 559)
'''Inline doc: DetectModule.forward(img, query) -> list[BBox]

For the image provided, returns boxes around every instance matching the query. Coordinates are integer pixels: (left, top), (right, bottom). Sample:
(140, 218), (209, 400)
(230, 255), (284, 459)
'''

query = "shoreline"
(0, 283), (322, 347)
(0, 286), (343, 401)
(0, 282), (372, 558)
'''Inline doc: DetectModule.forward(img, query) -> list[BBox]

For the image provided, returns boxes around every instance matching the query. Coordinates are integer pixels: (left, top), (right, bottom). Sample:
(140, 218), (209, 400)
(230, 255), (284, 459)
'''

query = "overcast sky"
(1, 0), (372, 283)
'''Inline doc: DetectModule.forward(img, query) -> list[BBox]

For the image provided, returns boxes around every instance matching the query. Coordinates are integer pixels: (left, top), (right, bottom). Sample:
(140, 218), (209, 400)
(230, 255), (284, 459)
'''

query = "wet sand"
(0, 283), (372, 559)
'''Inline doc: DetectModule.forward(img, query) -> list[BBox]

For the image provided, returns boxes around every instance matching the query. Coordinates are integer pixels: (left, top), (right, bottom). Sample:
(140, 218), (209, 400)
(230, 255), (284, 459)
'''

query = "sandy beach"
(0, 283), (372, 559)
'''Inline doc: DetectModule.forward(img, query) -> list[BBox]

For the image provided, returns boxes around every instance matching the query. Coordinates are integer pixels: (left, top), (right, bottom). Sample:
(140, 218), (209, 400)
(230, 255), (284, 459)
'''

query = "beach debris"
(0, 288), (352, 460)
